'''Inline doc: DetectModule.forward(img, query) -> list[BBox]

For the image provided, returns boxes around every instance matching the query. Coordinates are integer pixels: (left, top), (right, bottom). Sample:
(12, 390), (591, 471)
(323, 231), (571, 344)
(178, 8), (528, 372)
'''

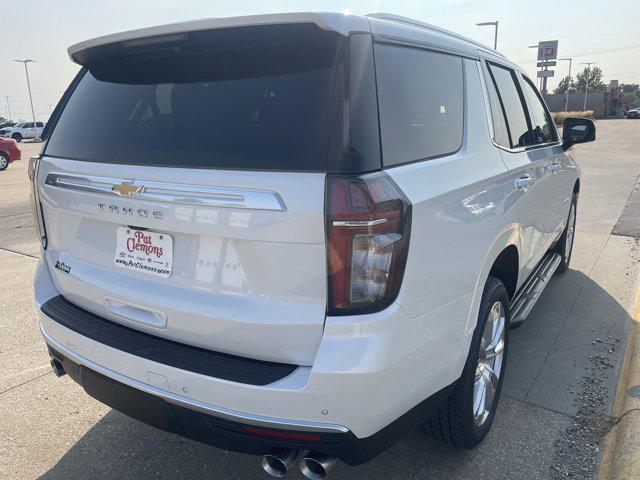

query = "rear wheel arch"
(573, 179), (580, 195)
(487, 245), (519, 301)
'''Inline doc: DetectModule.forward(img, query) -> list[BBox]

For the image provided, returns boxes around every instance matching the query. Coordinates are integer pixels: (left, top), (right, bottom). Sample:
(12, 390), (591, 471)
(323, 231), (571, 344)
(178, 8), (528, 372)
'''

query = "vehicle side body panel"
(387, 58), (519, 340)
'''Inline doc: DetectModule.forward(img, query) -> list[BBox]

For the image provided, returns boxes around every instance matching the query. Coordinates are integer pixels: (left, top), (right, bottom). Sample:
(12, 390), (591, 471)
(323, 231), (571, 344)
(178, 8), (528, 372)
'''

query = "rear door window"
(486, 63), (530, 148)
(374, 43), (464, 167)
(44, 24), (342, 171)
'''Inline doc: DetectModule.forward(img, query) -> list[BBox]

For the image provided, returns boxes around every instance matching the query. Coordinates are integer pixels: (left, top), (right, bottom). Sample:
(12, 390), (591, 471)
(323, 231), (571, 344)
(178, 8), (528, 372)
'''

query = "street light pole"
(558, 58), (572, 111)
(580, 62), (597, 112)
(12, 59), (39, 138)
(3, 96), (10, 121)
(476, 21), (498, 50)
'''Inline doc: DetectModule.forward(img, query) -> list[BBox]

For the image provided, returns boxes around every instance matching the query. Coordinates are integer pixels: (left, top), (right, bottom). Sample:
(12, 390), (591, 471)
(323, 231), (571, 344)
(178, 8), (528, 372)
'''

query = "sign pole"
(535, 41), (558, 93)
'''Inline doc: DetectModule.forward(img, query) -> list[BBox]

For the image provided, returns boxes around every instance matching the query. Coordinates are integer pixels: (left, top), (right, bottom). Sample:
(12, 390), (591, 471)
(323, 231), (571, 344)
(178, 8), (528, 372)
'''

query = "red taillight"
(326, 173), (411, 315)
(241, 425), (323, 442)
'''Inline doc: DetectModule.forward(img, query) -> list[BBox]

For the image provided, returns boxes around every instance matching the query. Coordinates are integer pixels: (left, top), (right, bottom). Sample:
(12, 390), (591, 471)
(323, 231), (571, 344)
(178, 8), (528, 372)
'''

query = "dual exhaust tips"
(261, 448), (337, 479)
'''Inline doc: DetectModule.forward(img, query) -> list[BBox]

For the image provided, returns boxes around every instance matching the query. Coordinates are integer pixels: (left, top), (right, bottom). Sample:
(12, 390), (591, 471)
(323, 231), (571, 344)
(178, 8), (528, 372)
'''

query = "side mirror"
(562, 118), (596, 150)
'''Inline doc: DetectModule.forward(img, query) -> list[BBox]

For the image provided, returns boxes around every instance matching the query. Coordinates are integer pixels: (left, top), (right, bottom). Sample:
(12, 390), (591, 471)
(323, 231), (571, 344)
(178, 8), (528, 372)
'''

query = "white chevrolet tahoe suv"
(33, 12), (595, 478)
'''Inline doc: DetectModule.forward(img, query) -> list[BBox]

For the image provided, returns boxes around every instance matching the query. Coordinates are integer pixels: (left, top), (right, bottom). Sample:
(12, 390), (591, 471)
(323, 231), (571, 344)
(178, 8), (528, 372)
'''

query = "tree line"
(554, 66), (639, 108)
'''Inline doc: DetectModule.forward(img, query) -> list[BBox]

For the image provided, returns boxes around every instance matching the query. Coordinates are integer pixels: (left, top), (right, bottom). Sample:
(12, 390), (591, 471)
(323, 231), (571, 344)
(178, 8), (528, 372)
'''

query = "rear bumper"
(35, 258), (470, 464)
(45, 329), (453, 465)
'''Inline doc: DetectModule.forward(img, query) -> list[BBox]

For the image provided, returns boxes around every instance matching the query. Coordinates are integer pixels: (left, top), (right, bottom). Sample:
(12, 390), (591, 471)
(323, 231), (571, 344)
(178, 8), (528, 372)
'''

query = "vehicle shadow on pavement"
(36, 268), (632, 480)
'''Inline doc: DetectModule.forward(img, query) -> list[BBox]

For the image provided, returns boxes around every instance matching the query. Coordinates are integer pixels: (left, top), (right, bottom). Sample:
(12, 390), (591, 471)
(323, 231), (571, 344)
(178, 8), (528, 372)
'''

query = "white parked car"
(0, 121), (45, 141)
(32, 13), (594, 478)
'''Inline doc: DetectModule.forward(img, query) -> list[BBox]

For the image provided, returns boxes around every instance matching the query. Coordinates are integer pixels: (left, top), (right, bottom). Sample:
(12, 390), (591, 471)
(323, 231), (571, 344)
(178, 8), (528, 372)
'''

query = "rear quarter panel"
(386, 59), (520, 373)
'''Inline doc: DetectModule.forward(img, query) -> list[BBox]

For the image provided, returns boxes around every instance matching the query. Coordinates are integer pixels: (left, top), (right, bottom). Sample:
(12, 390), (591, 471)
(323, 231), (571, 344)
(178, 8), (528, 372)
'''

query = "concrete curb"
(597, 276), (640, 479)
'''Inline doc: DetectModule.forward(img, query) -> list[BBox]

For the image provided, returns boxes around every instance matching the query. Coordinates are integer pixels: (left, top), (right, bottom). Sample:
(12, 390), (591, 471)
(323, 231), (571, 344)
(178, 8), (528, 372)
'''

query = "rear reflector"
(28, 156), (48, 249)
(241, 425), (323, 442)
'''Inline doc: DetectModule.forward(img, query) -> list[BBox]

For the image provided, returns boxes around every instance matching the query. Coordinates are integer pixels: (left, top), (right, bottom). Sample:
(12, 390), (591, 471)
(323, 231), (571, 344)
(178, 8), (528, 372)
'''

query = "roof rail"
(365, 12), (506, 58)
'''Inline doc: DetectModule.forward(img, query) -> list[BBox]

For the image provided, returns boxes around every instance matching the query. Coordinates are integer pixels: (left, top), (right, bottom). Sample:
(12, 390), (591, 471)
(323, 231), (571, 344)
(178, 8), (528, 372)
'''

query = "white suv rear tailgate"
(39, 158), (326, 365)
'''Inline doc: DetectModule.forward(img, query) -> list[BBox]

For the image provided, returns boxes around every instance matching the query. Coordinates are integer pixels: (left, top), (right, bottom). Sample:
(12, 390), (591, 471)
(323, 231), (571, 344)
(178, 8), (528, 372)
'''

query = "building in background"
(543, 81), (629, 116)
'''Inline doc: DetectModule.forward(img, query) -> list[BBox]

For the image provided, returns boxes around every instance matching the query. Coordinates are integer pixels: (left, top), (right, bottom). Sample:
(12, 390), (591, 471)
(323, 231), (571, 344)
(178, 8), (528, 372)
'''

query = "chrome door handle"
(549, 163), (561, 173)
(515, 175), (534, 190)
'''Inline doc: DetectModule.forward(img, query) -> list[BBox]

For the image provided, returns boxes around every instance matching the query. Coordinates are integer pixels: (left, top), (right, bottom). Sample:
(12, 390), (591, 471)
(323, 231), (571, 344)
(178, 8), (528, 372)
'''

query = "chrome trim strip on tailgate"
(41, 325), (348, 434)
(44, 172), (286, 211)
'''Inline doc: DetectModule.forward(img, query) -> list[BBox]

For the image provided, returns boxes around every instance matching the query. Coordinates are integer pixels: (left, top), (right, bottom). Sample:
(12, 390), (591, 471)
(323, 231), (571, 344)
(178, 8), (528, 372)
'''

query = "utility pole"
(580, 62), (597, 112)
(476, 21), (499, 50)
(12, 59), (39, 138)
(3, 96), (11, 121)
(558, 58), (573, 111)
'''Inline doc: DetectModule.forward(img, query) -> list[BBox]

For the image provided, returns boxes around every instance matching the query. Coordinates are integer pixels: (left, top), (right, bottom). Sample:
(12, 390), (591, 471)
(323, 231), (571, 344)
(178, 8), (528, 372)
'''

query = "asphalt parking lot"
(1, 119), (640, 480)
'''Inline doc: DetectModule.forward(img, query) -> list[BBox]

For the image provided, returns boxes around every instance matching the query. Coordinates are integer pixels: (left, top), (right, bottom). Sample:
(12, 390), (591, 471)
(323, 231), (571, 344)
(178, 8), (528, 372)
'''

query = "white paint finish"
(551, 149), (581, 236)
(38, 256), (473, 438)
(68, 12), (371, 64)
(498, 146), (556, 283)
(365, 13), (503, 58)
(386, 58), (518, 319)
(33, 14), (584, 447)
(38, 157), (327, 365)
(0, 122), (45, 140)
(367, 16), (482, 59)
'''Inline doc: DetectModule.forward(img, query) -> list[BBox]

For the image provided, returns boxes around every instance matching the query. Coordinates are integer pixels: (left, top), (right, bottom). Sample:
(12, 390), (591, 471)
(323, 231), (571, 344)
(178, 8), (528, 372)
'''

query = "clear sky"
(1, 0), (639, 122)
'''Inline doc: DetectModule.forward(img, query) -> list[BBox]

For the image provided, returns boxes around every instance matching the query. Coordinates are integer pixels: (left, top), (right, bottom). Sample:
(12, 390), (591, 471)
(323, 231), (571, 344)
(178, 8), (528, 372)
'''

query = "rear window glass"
(374, 43), (464, 167)
(45, 25), (341, 171)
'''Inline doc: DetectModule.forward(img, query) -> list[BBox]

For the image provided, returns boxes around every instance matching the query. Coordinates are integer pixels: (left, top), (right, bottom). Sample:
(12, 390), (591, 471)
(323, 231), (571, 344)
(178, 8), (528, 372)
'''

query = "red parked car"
(0, 137), (21, 170)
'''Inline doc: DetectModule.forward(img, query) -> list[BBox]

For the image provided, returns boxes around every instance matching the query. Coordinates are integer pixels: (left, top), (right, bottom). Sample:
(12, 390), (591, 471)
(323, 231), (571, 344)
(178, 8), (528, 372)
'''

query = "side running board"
(510, 252), (562, 328)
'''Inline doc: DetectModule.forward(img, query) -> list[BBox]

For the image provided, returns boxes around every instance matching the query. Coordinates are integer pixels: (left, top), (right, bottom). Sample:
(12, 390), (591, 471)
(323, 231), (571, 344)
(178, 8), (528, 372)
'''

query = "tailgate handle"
(104, 298), (167, 329)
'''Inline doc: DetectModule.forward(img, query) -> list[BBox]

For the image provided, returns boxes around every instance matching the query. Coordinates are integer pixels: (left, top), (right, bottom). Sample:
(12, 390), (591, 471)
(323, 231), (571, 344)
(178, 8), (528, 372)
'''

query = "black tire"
(0, 152), (8, 171)
(555, 194), (577, 274)
(424, 276), (510, 449)
(11, 133), (22, 142)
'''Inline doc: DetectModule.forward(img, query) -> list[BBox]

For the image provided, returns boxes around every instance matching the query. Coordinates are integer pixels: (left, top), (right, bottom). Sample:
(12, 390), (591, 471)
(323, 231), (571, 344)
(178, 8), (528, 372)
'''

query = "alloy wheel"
(473, 301), (506, 426)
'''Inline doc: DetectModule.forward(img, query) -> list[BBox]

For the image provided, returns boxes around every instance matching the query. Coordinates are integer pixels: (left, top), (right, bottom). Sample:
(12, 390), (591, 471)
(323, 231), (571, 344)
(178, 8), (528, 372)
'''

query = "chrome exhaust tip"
(299, 452), (338, 479)
(260, 448), (298, 477)
(50, 358), (66, 377)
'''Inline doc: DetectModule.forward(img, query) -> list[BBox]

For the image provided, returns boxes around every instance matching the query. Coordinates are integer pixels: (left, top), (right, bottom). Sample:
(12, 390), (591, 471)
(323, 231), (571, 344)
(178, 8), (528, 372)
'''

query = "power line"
(515, 43), (640, 65)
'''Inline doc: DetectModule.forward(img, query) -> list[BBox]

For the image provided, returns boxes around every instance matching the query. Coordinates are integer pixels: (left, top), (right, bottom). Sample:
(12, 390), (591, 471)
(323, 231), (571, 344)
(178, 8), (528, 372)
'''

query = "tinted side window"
(487, 63), (529, 148)
(23, 123), (33, 128)
(484, 67), (510, 147)
(375, 44), (464, 166)
(520, 75), (557, 144)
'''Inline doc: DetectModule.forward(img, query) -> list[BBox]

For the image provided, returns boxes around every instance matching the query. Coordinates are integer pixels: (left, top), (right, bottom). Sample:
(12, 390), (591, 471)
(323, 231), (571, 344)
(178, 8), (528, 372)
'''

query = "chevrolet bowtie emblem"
(112, 181), (144, 196)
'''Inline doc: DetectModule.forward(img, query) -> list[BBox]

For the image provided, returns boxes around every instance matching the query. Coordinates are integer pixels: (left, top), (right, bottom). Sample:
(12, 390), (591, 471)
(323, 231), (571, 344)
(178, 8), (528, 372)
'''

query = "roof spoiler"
(67, 12), (370, 66)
